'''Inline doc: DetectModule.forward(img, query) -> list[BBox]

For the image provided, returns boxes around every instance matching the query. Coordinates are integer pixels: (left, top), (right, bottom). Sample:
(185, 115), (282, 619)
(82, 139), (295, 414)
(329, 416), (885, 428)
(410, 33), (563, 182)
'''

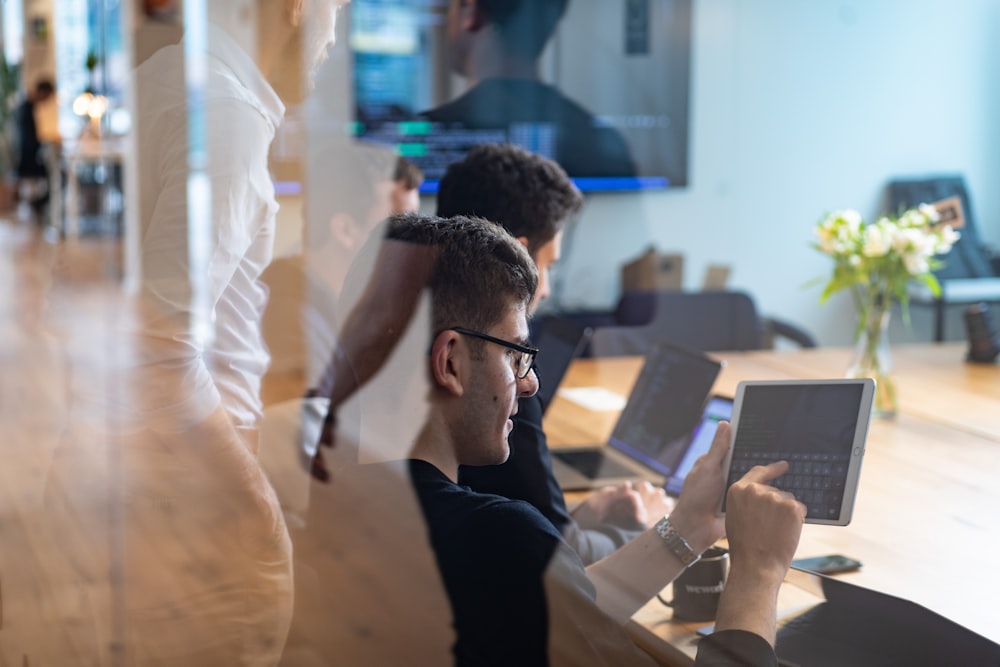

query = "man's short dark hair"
(35, 80), (55, 97)
(393, 156), (424, 191)
(387, 213), (538, 336)
(480, 0), (569, 61)
(436, 143), (583, 255)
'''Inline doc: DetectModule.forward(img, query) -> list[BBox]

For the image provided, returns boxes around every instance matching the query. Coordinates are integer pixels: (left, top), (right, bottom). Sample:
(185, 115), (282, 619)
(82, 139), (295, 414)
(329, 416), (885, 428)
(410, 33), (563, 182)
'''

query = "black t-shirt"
(409, 458), (573, 666)
(411, 459), (777, 667)
(459, 394), (570, 530)
(16, 100), (45, 177)
(458, 393), (636, 565)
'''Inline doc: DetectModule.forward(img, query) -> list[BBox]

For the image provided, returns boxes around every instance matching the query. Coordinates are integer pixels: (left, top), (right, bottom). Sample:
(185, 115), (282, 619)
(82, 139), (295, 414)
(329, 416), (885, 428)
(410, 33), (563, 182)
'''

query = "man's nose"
(519, 367), (539, 398)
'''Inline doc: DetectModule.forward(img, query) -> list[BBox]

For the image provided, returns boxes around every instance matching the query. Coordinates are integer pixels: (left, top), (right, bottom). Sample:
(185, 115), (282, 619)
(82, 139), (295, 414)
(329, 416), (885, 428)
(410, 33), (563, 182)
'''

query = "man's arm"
(314, 238), (439, 405)
(712, 462), (806, 645)
(309, 239), (439, 478)
(584, 422), (731, 623)
(691, 462), (805, 666)
(572, 480), (674, 532)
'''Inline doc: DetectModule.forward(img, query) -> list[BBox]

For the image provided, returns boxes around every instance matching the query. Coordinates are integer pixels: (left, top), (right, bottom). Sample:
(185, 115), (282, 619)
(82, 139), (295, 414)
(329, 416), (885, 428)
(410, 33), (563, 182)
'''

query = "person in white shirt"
(123, 2), (342, 664)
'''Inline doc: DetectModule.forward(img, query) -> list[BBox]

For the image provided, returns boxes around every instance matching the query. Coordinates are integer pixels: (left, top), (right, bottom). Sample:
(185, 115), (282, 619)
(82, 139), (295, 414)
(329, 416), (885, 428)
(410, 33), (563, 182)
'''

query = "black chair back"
(886, 175), (995, 280)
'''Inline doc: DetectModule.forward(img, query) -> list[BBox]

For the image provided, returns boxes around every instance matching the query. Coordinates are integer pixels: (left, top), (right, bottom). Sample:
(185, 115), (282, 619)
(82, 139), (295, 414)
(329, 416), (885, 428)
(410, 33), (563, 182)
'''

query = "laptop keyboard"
(728, 451), (849, 520)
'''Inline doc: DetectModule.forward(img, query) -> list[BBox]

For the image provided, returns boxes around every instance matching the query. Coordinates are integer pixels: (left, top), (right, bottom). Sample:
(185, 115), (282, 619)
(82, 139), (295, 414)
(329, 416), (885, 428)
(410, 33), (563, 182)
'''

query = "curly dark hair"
(387, 212), (538, 336)
(436, 143), (583, 255)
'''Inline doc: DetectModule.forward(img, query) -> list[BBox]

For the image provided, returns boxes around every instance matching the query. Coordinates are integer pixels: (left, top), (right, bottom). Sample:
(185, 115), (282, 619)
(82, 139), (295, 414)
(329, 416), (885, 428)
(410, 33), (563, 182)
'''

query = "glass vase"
(847, 302), (898, 419)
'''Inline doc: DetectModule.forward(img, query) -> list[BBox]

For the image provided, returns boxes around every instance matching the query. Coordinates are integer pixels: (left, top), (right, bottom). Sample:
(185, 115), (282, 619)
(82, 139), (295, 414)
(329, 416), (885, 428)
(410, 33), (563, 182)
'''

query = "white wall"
(549, 0), (1000, 345)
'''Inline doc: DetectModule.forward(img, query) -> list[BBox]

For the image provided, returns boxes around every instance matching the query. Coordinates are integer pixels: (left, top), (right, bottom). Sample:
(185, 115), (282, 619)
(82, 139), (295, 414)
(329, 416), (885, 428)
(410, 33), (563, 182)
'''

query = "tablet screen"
(720, 379), (875, 526)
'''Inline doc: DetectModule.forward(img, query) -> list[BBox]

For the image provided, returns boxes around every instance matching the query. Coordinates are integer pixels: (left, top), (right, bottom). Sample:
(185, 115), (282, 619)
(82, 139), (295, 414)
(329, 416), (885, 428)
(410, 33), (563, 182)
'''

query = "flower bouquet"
(813, 205), (960, 417)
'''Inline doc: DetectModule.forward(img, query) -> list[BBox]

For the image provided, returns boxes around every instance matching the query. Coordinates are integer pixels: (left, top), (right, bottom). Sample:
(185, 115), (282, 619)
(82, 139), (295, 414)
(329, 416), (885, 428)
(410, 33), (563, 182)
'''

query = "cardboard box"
(621, 247), (684, 292)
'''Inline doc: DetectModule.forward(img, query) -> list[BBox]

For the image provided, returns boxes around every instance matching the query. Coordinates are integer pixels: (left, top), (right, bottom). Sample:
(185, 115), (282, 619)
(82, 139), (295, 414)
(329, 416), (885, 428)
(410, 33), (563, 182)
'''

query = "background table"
(543, 343), (1000, 664)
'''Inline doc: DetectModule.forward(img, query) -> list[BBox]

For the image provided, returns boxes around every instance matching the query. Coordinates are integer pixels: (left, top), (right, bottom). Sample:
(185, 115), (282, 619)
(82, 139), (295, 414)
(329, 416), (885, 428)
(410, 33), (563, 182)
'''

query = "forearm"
(561, 521), (637, 566)
(585, 529), (686, 623)
(317, 301), (410, 406)
(316, 240), (438, 408)
(712, 565), (784, 646)
(585, 508), (718, 624)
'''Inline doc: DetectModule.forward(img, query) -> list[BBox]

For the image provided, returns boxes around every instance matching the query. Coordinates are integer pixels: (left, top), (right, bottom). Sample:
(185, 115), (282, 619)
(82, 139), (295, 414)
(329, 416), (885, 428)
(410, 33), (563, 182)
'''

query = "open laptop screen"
(664, 395), (733, 495)
(533, 317), (591, 413)
(607, 342), (721, 476)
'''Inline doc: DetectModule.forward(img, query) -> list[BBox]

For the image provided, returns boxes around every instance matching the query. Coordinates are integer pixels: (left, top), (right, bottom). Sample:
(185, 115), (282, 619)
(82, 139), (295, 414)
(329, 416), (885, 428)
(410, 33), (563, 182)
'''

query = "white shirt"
(133, 25), (285, 432)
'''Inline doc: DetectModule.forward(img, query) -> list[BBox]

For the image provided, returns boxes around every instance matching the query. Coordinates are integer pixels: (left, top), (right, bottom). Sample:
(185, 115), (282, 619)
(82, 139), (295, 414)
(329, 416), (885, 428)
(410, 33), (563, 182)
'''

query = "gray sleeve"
(561, 520), (642, 565)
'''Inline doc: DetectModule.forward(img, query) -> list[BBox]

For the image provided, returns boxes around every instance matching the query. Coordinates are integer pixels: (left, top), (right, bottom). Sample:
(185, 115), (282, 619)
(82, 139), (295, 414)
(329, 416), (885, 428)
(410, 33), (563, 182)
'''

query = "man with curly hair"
(438, 144), (673, 564)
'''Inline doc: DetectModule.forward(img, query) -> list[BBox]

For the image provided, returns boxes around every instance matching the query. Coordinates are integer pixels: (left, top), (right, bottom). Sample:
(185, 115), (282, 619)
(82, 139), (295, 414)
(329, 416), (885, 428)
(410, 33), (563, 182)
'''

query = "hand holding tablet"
(718, 379), (876, 526)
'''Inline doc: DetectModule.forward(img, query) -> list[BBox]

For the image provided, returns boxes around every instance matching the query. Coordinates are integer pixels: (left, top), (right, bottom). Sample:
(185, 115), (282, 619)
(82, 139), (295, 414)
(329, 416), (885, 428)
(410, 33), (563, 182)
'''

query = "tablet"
(719, 379), (875, 526)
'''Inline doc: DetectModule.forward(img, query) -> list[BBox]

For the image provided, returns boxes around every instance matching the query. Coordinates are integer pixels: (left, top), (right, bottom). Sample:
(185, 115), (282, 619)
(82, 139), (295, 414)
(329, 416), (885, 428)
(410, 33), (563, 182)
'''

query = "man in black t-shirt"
(441, 144), (668, 563)
(386, 213), (804, 665)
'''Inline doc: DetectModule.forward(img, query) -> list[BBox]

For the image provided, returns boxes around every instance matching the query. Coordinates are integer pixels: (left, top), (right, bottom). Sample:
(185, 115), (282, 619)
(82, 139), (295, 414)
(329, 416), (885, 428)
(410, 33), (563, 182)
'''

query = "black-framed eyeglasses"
(450, 327), (538, 379)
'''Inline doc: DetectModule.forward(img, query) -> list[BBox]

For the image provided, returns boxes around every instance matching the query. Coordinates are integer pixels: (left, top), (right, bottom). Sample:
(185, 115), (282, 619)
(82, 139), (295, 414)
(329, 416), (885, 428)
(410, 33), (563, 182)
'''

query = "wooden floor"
(0, 218), (110, 663)
(0, 216), (455, 666)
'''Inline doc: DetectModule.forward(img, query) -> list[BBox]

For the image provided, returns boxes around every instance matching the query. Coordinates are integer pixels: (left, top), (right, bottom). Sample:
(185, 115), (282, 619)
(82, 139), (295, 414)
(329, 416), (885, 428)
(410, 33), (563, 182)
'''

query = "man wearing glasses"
(310, 144), (670, 565)
(382, 212), (804, 666)
(444, 144), (672, 564)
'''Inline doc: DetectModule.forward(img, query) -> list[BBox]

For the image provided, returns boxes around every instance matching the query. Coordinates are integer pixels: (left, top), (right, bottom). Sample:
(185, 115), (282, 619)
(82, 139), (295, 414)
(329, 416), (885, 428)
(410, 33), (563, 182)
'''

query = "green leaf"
(917, 273), (942, 298)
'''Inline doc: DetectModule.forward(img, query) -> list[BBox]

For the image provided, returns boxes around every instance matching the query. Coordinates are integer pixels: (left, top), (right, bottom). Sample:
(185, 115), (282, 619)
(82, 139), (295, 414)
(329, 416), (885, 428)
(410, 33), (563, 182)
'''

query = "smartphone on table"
(791, 554), (863, 575)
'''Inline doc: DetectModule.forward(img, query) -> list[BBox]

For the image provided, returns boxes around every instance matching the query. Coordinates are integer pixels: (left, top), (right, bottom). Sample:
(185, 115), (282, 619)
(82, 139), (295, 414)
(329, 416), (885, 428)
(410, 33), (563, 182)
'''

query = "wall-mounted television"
(348, 0), (692, 193)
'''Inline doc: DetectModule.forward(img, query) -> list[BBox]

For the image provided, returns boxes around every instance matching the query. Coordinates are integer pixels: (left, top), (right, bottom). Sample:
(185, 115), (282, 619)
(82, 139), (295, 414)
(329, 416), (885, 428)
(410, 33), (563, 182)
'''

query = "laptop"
(778, 567), (999, 666)
(663, 394), (733, 496)
(532, 317), (593, 414)
(696, 567), (1000, 665)
(550, 341), (723, 490)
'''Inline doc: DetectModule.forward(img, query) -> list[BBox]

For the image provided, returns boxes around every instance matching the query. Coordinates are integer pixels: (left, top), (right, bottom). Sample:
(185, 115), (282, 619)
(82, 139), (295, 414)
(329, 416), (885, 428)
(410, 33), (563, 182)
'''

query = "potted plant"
(0, 53), (22, 209)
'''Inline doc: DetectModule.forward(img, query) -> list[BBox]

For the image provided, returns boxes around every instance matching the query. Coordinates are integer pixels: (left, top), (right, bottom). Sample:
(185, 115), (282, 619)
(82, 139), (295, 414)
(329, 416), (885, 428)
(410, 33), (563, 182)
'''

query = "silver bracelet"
(655, 516), (701, 567)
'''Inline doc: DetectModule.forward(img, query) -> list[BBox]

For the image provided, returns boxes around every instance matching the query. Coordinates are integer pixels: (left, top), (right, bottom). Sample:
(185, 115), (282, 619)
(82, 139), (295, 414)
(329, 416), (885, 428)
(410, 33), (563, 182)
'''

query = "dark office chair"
(590, 290), (817, 357)
(886, 175), (1000, 341)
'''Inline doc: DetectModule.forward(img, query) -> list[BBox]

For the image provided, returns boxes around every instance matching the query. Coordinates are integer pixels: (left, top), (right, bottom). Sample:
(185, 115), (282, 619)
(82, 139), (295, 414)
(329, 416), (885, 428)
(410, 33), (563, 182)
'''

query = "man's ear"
(429, 330), (466, 397)
(516, 236), (530, 252)
(285, 0), (304, 27)
(329, 213), (361, 251)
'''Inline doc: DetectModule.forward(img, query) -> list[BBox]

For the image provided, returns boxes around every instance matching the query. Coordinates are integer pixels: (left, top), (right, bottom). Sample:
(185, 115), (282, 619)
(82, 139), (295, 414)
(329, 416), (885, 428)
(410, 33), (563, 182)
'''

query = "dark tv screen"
(348, 0), (692, 193)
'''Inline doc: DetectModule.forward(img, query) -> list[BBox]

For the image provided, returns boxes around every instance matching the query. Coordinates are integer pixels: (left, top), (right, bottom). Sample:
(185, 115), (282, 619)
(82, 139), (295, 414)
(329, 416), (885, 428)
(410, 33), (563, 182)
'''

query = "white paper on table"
(557, 386), (627, 411)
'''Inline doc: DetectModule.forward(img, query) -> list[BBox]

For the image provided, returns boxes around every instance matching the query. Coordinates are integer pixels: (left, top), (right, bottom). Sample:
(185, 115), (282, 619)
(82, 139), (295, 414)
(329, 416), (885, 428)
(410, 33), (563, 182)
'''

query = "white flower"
(862, 224), (890, 257)
(896, 209), (926, 229)
(893, 227), (937, 275)
(903, 251), (930, 275)
(840, 209), (863, 229)
(815, 226), (838, 254)
(934, 225), (960, 254)
(813, 204), (959, 303)
(891, 226), (919, 253)
(817, 210), (866, 256)
(918, 203), (941, 224)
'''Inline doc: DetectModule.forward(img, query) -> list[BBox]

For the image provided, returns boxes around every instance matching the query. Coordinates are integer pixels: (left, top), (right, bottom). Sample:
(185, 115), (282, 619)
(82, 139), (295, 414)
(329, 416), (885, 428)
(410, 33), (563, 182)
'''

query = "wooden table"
(543, 343), (1000, 663)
